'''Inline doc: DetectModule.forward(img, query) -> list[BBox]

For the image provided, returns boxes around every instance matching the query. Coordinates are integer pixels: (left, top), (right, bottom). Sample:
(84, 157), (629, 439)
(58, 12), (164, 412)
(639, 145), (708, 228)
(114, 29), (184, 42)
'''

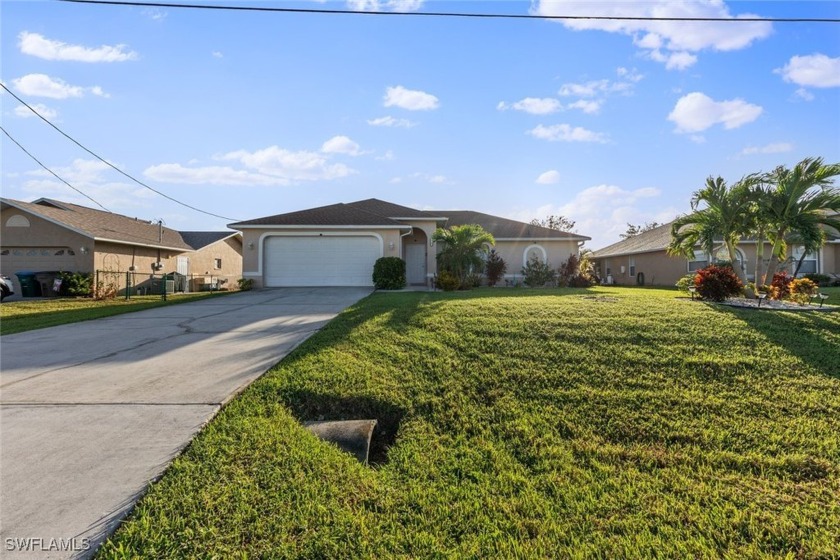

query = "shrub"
(804, 273), (831, 287)
(568, 275), (595, 288)
(372, 257), (406, 290)
(556, 254), (580, 287)
(521, 255), (556, 288)
(675, 273), (696, 294)
(237, 278), (254, 291)
(484, 250), (507, 287)
(436, 270), (460, 291)
(694, 265), (742, 302)
(769, 272), (793, 300)
(463, 272), (482, 289)
(788, 278), (818, 305)
(58, 271), (93, 297)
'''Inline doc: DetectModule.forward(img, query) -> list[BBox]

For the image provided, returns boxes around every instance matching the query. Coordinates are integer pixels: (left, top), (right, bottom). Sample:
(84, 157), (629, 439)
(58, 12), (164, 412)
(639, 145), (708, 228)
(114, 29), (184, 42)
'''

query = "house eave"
(94, 237), (194, 252)
(230, 224), (412, 231)
(495, 236), (591, 242)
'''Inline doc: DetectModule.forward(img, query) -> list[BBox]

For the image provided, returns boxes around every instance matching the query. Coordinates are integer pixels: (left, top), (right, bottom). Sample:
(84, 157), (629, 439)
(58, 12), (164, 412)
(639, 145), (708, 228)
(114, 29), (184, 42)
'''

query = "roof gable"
(2, 197), (193, 251)
(437, 210), (590, 241)
(590, 222), (674, 258)
(179, 231), (241, 250)
(229, 202), (410, 228)
(346, 198), (446, 220)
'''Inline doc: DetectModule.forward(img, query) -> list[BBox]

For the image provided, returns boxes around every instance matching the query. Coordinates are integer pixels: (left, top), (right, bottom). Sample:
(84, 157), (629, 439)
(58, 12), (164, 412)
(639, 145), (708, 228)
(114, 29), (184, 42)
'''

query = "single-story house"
(229, 198), (589, 288)
(0, 197), (243, 297)
(590, 221), (839, 287)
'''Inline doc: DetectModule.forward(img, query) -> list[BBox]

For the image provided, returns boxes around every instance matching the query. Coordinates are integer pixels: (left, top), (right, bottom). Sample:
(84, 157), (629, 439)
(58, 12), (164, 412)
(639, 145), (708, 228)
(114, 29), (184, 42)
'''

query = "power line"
(57, 0), (840, 23)
(1, 125), (112, 212)
(1, 83), (240, 222)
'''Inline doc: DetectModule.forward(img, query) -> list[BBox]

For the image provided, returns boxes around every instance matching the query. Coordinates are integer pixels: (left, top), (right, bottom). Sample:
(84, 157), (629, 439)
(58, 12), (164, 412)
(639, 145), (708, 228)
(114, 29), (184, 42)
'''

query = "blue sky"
(2, 0), (839, 249)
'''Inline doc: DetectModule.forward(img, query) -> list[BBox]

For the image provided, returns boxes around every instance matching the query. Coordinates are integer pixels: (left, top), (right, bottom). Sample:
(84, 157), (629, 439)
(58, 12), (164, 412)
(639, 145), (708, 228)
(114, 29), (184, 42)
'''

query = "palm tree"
(432, 224), (495, 286)
(667, 176), (753, 283)
(756, 157), (840, 283)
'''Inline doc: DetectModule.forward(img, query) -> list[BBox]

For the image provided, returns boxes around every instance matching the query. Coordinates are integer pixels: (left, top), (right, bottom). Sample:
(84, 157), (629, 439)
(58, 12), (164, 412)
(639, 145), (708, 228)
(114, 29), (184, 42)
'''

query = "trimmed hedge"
(372, 257), (406, 290)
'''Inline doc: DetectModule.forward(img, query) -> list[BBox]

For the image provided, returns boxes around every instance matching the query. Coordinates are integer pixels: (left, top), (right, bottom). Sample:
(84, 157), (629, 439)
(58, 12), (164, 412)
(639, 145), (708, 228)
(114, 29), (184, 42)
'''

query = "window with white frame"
(687, 250), (708, 272)
(214, 258), (222, 270)
(791, 246), (817, 274)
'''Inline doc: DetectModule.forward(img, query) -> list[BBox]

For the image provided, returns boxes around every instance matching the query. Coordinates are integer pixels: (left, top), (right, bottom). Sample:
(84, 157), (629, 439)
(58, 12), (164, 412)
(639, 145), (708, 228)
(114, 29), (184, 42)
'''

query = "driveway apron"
(0, 287), (370, 559)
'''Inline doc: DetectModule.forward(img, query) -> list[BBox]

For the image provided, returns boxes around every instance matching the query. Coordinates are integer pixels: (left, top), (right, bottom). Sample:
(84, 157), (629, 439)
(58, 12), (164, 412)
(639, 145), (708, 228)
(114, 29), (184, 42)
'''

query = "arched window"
(523, 245), (547, 267)
(6, 215), (30, 227)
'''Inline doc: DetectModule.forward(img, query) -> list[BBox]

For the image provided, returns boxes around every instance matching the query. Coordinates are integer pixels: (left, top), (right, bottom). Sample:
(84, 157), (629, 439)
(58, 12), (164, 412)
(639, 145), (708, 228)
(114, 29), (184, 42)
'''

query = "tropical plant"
(521, 255), (556, 287)
(693, 265), (742, 302)
(556, 254), (580, 287)
(788, 278), (818, 305)
(667, 176), (754, 283)
(58, 271), (93, 297)
(769, 272), (793, 300)
(372, 257), (406, 290)
(237, 278), (254, 291)
(675, 273), (696, 294)
(484, 250), (507, 287)
(752, 157), (840, 284)
(432, 224), (494, 288)
(435, 270), (460, 291)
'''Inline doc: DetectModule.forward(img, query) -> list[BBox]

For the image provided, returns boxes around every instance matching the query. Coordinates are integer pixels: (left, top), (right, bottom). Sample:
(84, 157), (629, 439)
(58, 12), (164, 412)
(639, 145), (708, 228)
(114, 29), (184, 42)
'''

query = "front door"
(405, 244), (426, 285)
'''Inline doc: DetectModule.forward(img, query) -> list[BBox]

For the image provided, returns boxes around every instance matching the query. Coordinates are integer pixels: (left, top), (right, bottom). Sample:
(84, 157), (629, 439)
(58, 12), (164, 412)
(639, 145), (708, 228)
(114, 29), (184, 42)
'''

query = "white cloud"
(14, 103), (57, 119)
(795, 88), (815, 101)
(567, 99), (601, 114)
(558, 79), (609, 97)
(528, 123), (607, 143)
(740, 142), (793, 156)
(497, 97), (562, 115)
(536, 170), (561, 185)
(143, 8), (167, 20)
(367, 115), (416, 128)
(144, 163), (290, 186)
(18, 31), (137, 62)
(348, 0), (423, 11)
(383, 85), (439, 111)
(376, 150), (395, 161)
(321, 135), (363, 156)
(212, 51), (224, 59)
(668, 92), (762, 133)
(533, 1), (772, 70)
(12, 73), (108, 99)
(776, 53), (840, 88)
(509, 184), (670, 249)
(22, 158), (151, 209)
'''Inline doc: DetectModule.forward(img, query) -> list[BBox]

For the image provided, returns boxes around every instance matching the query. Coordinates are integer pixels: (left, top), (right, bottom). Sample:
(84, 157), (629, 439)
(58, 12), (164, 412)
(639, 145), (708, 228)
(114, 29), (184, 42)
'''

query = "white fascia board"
(233, 224), (411, 231)
(95, 237), (194, 252)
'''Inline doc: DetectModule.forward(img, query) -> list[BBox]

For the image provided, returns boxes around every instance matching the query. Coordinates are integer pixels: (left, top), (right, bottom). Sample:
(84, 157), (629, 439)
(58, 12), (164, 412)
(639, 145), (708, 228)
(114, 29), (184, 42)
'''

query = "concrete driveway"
(0, 287), (370, 559)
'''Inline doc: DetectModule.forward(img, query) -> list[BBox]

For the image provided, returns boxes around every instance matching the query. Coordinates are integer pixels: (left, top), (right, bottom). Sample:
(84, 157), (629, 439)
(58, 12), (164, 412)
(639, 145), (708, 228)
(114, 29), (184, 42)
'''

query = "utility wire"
(57, 0), (840, 23)
(1, 125), (112, 212)
(1, 83), (240, 222)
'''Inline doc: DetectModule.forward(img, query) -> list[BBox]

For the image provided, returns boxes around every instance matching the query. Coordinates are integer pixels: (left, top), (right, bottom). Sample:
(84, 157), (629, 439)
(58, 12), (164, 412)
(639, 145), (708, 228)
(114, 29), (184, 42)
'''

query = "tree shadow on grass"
(277, 389), (407, 465)
(713, 305), (840, 378)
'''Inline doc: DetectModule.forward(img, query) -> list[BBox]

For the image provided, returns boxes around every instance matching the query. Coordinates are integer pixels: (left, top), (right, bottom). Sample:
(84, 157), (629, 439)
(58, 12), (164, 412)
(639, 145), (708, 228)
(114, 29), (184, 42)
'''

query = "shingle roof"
(179, 231), (240, 250)
(2, 197), (193, 251)
(436, 210), (590, 241)
(229, 202), (411, 228)
(590, 222), (674, 258)
(346, 198), (446, 220)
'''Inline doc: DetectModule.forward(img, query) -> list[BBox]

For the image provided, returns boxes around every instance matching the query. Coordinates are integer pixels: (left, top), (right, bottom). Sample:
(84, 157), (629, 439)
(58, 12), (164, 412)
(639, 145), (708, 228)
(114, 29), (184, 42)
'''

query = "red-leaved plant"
(694, 265), (743, 302)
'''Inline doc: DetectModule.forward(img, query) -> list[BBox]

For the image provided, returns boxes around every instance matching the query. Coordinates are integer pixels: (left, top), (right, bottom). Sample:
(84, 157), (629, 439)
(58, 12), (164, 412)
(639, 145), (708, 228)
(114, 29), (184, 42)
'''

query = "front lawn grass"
(100, 287), (840, 558)
(0, 292), (232, 335)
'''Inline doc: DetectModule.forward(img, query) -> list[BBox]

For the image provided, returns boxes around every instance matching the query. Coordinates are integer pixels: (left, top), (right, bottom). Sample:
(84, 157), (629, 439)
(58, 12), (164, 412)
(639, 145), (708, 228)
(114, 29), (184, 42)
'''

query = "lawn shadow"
(278, 389), (407, 465)
(713, 304), (840, 378)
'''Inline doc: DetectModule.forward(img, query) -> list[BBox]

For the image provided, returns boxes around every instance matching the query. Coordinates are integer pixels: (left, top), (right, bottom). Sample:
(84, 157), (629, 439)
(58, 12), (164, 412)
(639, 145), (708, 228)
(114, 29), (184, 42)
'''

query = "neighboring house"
(590, 221), (839, 287)
(0, 197), (242, 296)
(229, 198), (589, 288)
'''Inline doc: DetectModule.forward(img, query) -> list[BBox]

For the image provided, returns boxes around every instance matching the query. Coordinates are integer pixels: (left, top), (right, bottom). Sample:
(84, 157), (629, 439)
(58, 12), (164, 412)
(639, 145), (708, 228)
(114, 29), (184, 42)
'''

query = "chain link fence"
(95, 270), (240, 300)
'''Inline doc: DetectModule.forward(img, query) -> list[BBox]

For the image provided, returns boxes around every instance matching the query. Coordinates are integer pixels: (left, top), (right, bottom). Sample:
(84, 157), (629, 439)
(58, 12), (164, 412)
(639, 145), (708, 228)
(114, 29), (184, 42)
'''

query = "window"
(214, 258), (222, 270)
(6, 215), (30, 227)
(629, 257), (636, 277)
(688, 251), (708, 272)
(791, 246), (817, 275)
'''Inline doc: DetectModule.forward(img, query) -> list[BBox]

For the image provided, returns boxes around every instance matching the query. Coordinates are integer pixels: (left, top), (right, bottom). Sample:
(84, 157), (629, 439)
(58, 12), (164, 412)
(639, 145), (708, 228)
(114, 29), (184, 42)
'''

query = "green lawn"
(0, 292), (233, 335)
(100, 287), (840, 558)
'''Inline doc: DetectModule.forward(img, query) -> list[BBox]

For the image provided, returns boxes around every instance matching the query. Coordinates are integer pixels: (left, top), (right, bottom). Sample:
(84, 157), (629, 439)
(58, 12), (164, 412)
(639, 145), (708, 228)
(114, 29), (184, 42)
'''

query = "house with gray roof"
(1, 197), (242, 297)
(230, 198), (589, 288)
(590, 220), (838, 286)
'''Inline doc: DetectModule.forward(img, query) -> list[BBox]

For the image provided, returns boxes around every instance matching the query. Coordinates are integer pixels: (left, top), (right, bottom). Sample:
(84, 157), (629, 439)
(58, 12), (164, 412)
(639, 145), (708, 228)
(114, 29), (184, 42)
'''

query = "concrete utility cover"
(0, 287), (370, 559)
(305, 420), (378, 463)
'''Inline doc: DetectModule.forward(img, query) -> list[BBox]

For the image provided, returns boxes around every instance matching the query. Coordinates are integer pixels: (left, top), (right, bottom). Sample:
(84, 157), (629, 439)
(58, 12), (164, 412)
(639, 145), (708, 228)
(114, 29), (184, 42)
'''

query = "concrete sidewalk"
(0, 288), (370, 559)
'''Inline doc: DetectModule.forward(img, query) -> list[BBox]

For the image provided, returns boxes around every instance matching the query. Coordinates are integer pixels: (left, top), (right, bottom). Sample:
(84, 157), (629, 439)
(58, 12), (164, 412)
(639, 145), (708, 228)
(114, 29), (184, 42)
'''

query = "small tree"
(432, 224), (494, 289)
(530, 215), (576, 232)
(620, 222), (661, 239)
(484, 250), (507, 287)
(556, 254), (580, 287)
(521, 255), (556, 287)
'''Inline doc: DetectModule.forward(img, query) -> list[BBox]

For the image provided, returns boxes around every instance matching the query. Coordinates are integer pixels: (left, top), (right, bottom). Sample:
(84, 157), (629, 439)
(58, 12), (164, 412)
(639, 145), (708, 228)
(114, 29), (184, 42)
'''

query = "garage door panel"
(264, 236), (380, 287)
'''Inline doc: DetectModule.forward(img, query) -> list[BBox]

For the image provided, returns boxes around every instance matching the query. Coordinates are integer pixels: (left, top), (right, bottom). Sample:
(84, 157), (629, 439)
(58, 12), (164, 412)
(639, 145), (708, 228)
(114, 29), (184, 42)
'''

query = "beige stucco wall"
(189, 237), (243, 279)
(823, 244), (838, 275)
(594, 251), (688, 286)
(493, 239), (582, 280)
(92, 241), (183, 274)
(400, 220), (439, 285)
(238, 227), (404, 288)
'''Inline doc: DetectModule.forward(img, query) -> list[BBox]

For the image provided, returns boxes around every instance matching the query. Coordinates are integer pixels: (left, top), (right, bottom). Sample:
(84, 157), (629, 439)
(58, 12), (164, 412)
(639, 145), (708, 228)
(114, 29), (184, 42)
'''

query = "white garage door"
(264, 235), (381, 287)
